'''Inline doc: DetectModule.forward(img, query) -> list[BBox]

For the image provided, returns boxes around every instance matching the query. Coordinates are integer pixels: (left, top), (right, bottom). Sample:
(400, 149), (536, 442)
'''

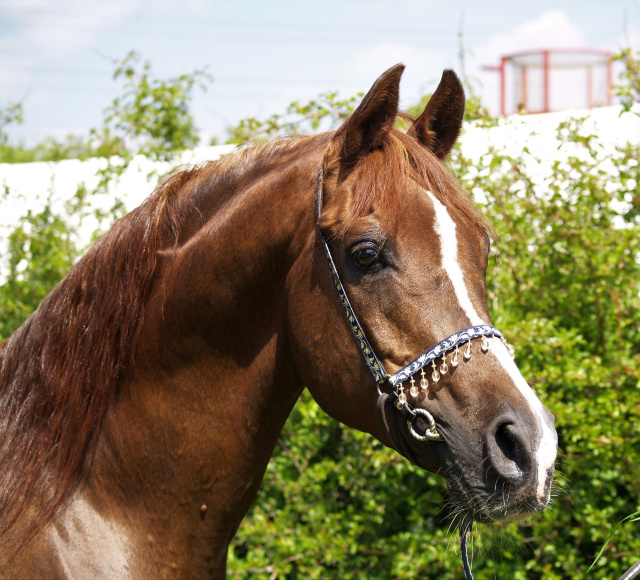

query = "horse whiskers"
(471, 456), (491, 476)
(446, 511), (462, 536)
(433, 497), (460, 523)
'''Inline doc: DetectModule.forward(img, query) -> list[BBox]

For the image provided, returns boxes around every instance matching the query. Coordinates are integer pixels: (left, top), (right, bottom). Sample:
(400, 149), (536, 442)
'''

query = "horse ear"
(408, 69), (465, 159)
(332, 63), (405, 165)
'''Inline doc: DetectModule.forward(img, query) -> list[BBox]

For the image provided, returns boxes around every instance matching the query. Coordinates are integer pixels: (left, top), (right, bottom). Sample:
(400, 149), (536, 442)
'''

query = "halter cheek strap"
(320, 231), (388, 385)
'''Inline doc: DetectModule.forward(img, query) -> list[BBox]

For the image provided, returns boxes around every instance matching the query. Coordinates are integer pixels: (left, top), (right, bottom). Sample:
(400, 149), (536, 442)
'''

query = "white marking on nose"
(491, 341), (557, 501)
(426, 190), (557, 501)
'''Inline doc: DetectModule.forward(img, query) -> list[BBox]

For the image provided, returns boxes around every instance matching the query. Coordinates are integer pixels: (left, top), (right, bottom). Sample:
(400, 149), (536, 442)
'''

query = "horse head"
(288, 64), (558, 524)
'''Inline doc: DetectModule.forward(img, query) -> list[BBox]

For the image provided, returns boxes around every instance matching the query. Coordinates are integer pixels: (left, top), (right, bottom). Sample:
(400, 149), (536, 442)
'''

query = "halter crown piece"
(316, 168), (515, 580)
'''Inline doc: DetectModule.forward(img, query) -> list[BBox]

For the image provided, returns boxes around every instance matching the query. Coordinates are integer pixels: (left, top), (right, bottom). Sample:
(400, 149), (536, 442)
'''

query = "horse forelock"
(327, 126), (493, 241)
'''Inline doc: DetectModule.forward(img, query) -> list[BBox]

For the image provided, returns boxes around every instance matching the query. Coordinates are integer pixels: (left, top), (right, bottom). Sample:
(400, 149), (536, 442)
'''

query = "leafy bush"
(0, 52), (211, 335)
(1, 49), (638, 580)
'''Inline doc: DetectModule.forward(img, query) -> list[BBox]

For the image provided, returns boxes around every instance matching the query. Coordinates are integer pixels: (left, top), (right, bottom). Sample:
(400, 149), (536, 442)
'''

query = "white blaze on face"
(426, 190), (557, 502)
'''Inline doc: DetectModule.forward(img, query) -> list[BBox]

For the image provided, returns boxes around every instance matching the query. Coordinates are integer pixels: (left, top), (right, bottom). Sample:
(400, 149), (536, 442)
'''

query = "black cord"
(459, 518), (475, 580)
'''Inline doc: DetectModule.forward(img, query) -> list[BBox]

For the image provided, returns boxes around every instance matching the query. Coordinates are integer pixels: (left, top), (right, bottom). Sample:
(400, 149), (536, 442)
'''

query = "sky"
(1, 0), (638, 147)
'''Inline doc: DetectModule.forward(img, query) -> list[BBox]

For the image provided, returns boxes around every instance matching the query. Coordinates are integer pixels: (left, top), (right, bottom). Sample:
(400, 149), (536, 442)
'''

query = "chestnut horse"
(0, 65), (557, 578)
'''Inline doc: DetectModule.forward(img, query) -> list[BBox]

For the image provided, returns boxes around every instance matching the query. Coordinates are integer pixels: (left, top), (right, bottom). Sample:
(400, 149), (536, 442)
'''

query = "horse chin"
(441, 452), (552, 525)
(445, 476), (545, 525)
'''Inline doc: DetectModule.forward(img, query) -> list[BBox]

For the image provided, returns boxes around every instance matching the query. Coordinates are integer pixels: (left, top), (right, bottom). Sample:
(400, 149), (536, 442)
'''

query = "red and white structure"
(484, 48), (614, 116)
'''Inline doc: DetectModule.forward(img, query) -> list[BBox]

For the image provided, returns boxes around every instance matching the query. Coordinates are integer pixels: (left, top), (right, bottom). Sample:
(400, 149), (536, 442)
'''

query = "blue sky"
(1, 0), (638, 146)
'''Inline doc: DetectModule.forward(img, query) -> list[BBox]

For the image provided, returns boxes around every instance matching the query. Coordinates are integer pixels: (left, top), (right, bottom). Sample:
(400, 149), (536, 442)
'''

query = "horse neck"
(133, 145), (323, 397)
(75, 144), (322, 574)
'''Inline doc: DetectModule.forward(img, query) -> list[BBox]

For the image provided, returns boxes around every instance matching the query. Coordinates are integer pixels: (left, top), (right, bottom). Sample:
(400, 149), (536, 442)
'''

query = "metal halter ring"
(407, 407), (442, 441)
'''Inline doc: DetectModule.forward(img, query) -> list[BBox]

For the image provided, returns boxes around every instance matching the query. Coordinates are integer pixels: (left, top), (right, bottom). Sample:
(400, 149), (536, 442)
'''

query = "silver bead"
(431, 361), (440, 382)
(451, 348), (459, 367)
(420, 368), (428, 389)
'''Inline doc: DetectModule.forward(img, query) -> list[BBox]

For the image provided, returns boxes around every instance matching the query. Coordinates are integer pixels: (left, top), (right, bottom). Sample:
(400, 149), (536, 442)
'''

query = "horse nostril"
(487, 420), (530, 482)
(496, 423), (520, 465)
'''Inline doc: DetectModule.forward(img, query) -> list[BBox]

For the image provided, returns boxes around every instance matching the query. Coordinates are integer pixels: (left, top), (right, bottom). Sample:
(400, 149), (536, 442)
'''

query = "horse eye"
(351, 244), (380, 269)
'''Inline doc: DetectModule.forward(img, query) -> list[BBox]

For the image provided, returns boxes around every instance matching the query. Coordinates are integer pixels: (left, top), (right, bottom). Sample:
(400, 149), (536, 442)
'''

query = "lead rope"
(460, 519), (474, 580)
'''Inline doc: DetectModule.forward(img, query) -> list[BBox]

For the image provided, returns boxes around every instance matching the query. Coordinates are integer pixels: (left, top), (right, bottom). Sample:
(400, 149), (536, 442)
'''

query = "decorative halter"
(315, 169), (514, 446)
(316, 167), (514, 580)
(321, 227), (513, 434)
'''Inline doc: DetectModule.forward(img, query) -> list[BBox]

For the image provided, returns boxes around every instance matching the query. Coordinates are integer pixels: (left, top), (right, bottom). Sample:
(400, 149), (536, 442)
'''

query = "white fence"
(0, 106), (637, 279)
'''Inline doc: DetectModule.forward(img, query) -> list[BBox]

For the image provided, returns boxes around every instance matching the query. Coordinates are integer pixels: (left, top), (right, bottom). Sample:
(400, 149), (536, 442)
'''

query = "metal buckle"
(407, 407), (443, 441)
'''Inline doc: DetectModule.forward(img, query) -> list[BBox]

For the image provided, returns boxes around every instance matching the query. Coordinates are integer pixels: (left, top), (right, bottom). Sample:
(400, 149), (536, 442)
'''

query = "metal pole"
(521, 65), (528, 111)
(606, 57), (614, 106)
(500, 56), (507, 115)
(543, 50), (550, 113)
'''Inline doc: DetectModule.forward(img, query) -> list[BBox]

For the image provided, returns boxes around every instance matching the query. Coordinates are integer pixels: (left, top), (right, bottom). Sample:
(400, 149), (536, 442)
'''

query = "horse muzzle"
(437, 405), (558, 523)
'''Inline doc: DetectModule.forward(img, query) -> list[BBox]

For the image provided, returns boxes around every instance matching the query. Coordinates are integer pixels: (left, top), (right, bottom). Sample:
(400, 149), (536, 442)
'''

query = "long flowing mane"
(0, 133), (331, 546)
(0, 169), (185, 544)
(0, 122), (487, 547)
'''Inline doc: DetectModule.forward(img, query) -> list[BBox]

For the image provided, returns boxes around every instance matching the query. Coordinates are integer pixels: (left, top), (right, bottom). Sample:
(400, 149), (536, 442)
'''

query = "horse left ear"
(408, 69), (465, 159)
(331, 63), (405, 166)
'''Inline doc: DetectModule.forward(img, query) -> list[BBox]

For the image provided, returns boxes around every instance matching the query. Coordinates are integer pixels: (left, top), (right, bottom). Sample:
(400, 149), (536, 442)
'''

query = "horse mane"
(0, 133), (332, 547)
(0, 169), (188, 545)
(0, 120), (486, 547)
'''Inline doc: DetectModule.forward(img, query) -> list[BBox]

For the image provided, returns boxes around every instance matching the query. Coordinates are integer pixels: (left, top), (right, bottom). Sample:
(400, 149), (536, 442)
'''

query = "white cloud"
(472, 10), (585, 67)
(5, 1), (142, 60)
(0, 0), (52, 17)
(0, 0), (143, 132)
